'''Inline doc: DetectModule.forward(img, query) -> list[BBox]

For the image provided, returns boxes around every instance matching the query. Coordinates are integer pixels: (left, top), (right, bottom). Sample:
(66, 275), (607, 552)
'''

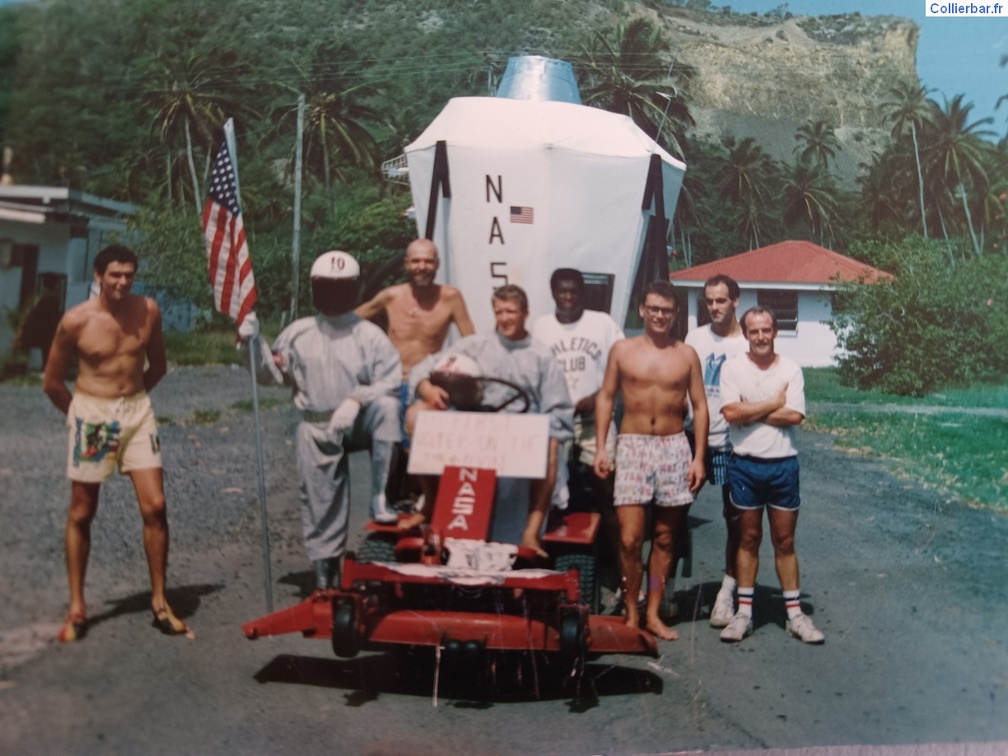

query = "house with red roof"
(669, 240), (892, 367)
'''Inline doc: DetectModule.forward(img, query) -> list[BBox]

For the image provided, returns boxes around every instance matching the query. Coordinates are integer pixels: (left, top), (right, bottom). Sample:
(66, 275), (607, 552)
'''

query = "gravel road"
(1, 366), (1006, 754)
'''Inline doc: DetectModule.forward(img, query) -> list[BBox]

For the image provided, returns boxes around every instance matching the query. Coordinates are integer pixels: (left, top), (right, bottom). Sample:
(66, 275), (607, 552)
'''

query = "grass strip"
(806, 409), (1007, 512)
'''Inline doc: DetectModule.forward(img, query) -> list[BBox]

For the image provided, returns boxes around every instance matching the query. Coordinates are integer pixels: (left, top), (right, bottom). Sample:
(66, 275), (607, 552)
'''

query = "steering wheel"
(430, 371), (532, 414)
(477, 377), (531, 414)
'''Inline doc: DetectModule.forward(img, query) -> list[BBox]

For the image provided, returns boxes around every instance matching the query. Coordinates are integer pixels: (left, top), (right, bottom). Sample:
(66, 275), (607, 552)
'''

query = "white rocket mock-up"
(404, 56), (687, 333)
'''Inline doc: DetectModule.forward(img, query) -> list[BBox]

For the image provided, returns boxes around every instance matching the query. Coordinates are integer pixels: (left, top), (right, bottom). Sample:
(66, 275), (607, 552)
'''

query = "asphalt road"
(1, 367), (1006, 754)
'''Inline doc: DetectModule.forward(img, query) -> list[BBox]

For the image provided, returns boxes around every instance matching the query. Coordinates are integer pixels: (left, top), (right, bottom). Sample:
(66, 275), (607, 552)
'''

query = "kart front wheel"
(331, 601), (361, 658)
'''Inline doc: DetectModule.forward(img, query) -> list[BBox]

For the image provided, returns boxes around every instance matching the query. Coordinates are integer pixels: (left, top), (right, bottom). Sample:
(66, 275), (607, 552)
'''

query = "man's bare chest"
(389, 299), (451, 338)
(77, 318), (149, 362)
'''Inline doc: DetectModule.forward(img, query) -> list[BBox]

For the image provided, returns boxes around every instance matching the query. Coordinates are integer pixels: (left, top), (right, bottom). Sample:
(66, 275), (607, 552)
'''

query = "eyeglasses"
(643, 305), (675, 316)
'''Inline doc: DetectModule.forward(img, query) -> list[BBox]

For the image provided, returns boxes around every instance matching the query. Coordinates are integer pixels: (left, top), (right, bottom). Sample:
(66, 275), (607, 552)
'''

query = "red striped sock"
(784, 589), (802, 619)
(737, 587), (754, 618)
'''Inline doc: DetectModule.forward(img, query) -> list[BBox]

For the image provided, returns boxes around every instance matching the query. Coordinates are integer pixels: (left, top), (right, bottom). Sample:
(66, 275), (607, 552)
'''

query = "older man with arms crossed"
(718, 307), (824, 644)
(594, 281), (708, 641)
(44, 244), (188, 642)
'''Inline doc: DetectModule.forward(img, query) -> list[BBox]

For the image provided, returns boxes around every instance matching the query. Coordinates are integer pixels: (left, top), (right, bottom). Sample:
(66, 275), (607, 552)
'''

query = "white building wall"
(679, 286), (838, 368)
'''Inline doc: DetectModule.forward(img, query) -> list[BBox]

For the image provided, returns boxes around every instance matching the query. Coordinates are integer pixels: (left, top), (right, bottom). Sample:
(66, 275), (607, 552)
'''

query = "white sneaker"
(786, 613), (825, 644)
(719, 612), (753, 643)
(709, 592), (735, 628)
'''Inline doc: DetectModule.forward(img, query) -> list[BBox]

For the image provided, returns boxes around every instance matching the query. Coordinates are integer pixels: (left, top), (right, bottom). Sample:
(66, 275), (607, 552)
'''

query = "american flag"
(509, 205), (534, 224)
(203, 137), (256, 328)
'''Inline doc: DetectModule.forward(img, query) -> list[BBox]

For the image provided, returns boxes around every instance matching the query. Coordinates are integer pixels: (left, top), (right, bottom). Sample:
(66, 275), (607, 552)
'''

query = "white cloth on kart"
(242, 312), (401, 561)
(370, 561), (562, 587)
(410, 330), (574, 545)
(443, 537), (518, 571)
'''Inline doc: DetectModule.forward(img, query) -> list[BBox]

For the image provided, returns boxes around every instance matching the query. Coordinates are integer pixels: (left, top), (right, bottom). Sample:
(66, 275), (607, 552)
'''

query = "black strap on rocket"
(632, 153), (671, 300)
(424, 140), (452, 241)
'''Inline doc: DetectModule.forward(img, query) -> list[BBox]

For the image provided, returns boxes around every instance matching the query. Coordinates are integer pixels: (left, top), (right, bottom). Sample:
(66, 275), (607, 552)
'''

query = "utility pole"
(291, 93), (305, 320)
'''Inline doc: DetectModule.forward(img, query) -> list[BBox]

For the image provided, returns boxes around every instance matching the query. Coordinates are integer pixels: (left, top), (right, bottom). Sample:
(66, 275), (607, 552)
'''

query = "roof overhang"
(672, 279), (846, 292)
(0, 185), (134, 220)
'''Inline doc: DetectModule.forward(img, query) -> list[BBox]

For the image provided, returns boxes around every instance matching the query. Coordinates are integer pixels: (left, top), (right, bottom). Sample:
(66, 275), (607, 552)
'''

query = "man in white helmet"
(238, 250), (401, 591)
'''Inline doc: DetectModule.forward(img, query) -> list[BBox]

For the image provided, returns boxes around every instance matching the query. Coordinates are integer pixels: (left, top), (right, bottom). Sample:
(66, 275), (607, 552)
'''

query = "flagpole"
(224, 118), (274, 613)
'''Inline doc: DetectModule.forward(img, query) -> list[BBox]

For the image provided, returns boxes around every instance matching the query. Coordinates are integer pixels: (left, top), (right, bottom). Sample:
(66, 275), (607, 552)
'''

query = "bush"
(831, 237), (1008, 395)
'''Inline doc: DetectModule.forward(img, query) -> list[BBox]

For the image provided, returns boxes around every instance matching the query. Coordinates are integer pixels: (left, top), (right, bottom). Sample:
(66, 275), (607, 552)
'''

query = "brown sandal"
(151, 606), (188, 636)
(58, 613), (88, 643)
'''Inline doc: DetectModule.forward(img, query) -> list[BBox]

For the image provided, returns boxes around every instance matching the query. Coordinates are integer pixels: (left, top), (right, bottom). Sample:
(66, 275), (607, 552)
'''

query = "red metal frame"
(242, 464), (658, 660)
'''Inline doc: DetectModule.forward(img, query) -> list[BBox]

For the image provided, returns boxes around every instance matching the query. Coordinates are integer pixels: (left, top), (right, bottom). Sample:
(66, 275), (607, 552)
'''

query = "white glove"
(327, 398), (360, 439)
(237, 313), (260, 341)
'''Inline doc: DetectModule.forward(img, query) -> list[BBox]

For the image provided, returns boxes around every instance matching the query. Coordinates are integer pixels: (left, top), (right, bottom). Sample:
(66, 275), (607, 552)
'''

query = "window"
(756, 289), (798, 332)
(581, 272), (614, 313)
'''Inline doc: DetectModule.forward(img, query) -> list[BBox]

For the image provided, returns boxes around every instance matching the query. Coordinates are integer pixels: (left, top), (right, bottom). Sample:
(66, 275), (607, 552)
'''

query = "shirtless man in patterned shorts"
(593, 281), (708, 640)
(43, 245), (188, 643)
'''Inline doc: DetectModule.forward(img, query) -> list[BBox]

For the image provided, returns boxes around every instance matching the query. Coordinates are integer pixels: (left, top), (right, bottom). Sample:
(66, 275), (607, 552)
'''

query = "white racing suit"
(410, 331), (573, 545)
(243, 312), (401, 569)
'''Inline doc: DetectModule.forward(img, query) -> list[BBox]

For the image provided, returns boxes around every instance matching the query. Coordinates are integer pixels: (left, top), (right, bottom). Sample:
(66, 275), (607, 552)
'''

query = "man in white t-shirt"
(717, 308), (824, 645)
(532, 268), (624, 512)
(685, 275), (748, 628)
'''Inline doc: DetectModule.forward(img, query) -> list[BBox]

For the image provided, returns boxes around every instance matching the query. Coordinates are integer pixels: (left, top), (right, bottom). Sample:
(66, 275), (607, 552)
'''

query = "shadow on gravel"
(86, 583), (223, 631)
(277, 570), (322, 598)
(252, 651), (662, 705)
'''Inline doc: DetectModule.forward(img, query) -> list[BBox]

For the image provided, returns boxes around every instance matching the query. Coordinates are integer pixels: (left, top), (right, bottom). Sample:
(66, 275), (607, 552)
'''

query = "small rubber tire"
(331, 601), (360, 658)
(558, 610), (586, 677)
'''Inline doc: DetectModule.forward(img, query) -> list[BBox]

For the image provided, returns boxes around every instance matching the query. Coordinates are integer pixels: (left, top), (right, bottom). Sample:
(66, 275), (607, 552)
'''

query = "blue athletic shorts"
(706, 445), (732, 487)
(727, 454), (800, 511)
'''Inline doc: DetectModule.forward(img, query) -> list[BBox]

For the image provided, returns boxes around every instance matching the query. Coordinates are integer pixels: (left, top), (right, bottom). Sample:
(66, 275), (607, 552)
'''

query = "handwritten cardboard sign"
(407, 411), (550, 478)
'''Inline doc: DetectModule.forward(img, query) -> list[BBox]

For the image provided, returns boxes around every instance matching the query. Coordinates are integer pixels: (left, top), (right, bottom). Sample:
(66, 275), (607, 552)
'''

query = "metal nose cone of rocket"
(494, 55), (582, 104)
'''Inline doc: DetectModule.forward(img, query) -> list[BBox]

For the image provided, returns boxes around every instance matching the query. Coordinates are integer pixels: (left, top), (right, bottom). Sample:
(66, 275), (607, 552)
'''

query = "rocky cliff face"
(654, 7), (920, 179)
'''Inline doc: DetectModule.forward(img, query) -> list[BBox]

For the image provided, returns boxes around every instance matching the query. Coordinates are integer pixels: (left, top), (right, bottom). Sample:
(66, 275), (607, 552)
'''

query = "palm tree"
(717, 136), (777, 248)
(793, 119), (840, 169)
(578, 18), (695, 158)
(998, 53), (1007, 137)
(143, 49), (257, 213)
(277, 43), (388, 206)
(781, 159), (839, 244)
(921, 94), (997, 256)
(884, 80), (932, 238)
(857, 144), (928, 245)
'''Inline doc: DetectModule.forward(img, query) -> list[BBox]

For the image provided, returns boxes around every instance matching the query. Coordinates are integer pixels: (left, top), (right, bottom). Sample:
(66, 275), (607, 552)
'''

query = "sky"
(722, 1), (1008, 134)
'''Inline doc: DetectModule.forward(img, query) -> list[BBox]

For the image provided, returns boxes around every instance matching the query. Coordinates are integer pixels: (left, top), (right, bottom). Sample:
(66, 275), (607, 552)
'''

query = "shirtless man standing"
(43, 245), (188, 642)
(356, 238), (475, 383)
(593, 281), (708, 640)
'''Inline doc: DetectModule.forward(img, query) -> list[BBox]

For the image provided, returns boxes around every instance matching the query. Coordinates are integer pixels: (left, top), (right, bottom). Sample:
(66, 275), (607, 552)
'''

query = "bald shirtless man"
(356, 238), (475, 382)
(594, 281), (708, 641)
(43, 245), (188, 643)
(356, 239), (475, 504)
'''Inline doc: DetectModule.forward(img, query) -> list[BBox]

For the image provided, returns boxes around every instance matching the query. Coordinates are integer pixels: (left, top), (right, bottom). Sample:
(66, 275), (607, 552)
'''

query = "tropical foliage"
(832, 237), (1008, 395)
(0, 0), (1006, 394)
(577, 17), (695, 158)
